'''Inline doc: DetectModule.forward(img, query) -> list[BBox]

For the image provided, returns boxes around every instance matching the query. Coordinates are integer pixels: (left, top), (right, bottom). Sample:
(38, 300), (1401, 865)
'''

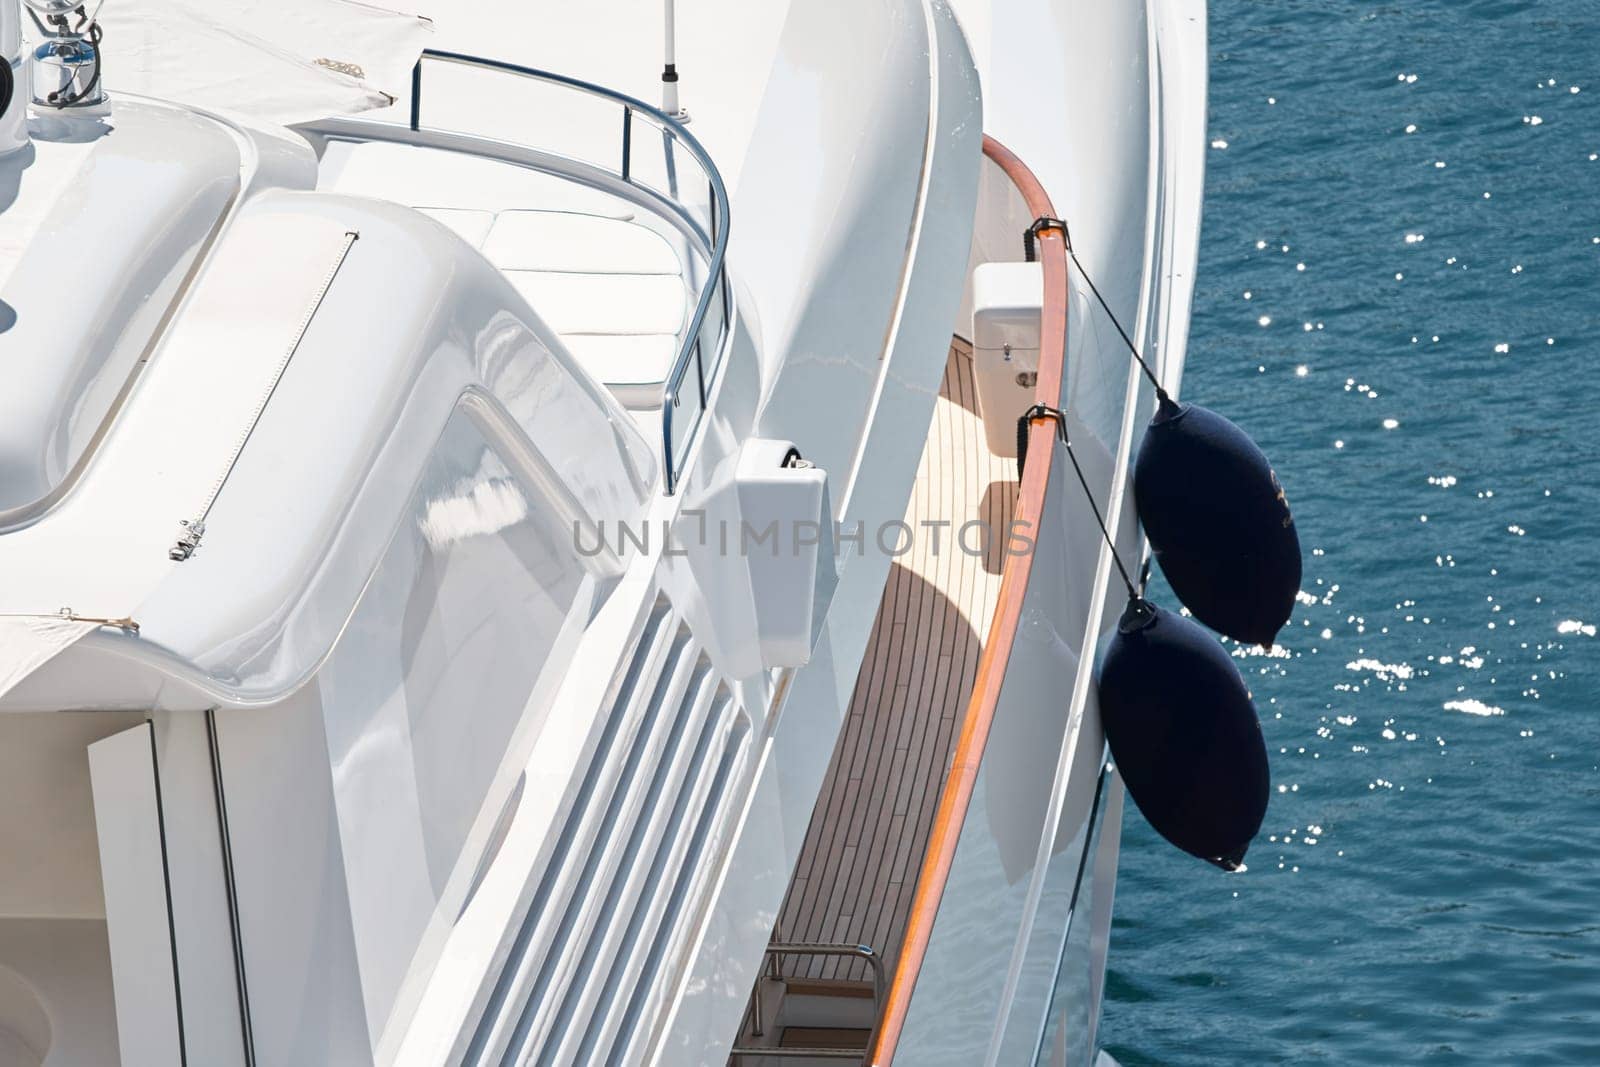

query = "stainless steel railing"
(407, 49), (732, 494)
(730, 941), (887, 1062)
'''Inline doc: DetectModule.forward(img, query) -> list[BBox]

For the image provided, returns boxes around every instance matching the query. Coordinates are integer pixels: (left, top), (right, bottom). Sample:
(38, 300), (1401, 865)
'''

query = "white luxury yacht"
(0, 0), (1206, 1063)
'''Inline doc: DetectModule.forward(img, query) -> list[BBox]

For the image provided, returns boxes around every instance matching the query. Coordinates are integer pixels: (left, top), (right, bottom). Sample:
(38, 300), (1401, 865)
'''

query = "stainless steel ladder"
(729, 941), (886, 1061)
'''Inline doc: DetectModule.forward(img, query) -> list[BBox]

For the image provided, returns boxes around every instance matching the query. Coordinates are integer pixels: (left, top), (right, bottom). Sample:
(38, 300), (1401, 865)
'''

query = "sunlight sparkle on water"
(1345, 658), (1414, 682)
(1443, 698), (1505, 717)
(1108, 8), (1600, 1061)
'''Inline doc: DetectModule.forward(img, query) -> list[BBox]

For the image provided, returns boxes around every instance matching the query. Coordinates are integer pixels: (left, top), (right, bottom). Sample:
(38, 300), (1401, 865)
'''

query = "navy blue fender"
(1097, 599), (1269, 869)
(1134, 398), (1301, 646)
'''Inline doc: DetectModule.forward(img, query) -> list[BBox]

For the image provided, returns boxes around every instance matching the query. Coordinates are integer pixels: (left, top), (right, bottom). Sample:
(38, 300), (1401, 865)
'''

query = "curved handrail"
(407, 49), (731, 494)
(767, 941), (887, 1011)
(865, 134), (1070, 1063)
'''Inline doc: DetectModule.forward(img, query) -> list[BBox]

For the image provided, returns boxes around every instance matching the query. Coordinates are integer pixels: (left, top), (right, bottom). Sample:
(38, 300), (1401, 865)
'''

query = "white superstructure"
(0, 2), (1206, 1064)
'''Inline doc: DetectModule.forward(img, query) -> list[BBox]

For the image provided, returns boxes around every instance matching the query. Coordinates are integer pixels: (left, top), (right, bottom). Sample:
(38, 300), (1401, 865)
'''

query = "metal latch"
(169, 519), (204, 562)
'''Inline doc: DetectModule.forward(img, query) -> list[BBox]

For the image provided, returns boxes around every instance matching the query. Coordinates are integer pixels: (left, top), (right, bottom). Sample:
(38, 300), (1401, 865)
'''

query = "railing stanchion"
(662, 399), (676, 495)
(663, 127), (679, 199)
(694, 339), (707, 407)
(409, 60), (422, 131)
(621, 106), (632, 181)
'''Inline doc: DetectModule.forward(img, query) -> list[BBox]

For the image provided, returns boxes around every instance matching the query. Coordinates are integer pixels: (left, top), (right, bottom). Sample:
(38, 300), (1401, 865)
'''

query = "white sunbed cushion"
(483, 211), (682, 274)
(506, 271), (689, 336)
(559, 334), (679, 409)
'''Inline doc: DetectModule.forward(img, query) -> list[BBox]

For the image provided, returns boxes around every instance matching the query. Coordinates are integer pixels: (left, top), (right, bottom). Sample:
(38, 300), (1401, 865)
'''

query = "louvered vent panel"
(604, 698), (750, 1066)
(463, 598), (752, 1066)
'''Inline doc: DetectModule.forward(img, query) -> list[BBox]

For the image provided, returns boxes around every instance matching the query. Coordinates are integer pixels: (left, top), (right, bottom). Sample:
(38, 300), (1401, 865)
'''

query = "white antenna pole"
(661, 0), (688, 120)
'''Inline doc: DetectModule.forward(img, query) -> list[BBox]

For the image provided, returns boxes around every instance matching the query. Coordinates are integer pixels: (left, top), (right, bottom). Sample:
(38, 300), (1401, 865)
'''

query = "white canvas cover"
(85, 0), (431, 124)
(0, 616), (96, 701)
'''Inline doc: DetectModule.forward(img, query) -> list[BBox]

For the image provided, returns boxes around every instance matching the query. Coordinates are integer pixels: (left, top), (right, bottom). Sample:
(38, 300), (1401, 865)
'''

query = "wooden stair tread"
(779, 1027), (871, 1050)
(783, 979), (875, 1000)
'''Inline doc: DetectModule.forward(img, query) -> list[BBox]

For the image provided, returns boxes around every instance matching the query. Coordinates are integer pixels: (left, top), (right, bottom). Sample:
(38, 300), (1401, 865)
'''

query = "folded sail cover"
(96, 0), (431, 125)
(0, 616), (97, 704)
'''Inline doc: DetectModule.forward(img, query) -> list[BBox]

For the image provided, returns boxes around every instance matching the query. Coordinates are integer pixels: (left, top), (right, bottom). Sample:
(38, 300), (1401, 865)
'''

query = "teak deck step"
(779, 1027), (871, 1050)
(782, 979), (875, 1000)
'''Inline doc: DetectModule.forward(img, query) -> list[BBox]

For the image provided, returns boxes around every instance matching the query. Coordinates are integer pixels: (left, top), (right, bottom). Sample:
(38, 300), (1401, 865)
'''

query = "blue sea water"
(1100, 1), (1600, 1063)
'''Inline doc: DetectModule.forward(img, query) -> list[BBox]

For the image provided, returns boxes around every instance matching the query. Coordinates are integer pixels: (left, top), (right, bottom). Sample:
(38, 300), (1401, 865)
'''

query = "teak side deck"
(775, 341), (1013, 986)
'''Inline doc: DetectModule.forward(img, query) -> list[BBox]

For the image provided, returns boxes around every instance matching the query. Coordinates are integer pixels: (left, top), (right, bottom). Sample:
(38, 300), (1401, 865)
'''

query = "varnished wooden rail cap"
(866, 133), (1070, 1064)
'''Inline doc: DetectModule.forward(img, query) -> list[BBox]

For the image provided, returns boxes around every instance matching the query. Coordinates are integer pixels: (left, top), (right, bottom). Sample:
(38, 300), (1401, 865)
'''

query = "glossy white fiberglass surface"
(0, 4), (987, 1061)
(648, 0), (982, 1061)
(144, 191), (650, 687)
(890, 417), (1130, 1066)
(153, 108), (763, 1067)
(892, 1), (1209, 1063)
(734, 0), (934, 486)
(0, 112), (670, 1053)
(211, 407), (596, 1061)
(0, 184), (651, 709)
(1035, 770), (1123, 1066)
(338, 22), (968, 1057)
(955, 0), (1168, 447)
(0, 100), (237, 515)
